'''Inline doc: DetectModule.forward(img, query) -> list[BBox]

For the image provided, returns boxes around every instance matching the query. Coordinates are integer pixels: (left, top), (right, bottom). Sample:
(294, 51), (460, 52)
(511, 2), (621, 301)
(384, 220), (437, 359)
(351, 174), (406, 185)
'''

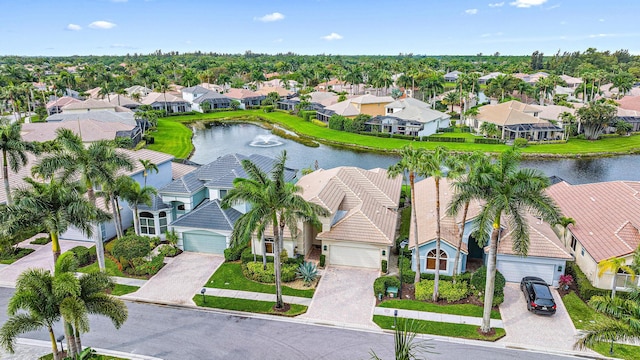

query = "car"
(520, 276), (556, 315)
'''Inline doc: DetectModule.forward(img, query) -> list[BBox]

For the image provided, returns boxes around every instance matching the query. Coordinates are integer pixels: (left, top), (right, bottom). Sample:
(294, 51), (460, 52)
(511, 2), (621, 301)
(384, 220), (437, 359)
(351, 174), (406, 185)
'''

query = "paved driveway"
(0, 239), (90, 287)
(299, 266), (379, 329)
(499, 283), (578, 351)
(125, 252), (224, 305)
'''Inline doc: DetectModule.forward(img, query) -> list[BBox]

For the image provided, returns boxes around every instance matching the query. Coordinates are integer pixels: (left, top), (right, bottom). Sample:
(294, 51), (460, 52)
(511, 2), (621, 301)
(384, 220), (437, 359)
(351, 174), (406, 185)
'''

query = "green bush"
(241, 247), (275, 264)
(473, 138), (503, 144)
(312, 119), (328, 127)
(319, 254), (326, 267)
(391, 134), (419, 141)
(399, 257), (416, 284)
(301, 111), (316, 121)
(262, 105), (274, 113)
(438, 127), (454, 133)
(130, 255), (165, 276)
(30, 236), (51, 245)
(243, 261), (297, 283)
(415, 280), (468, 302)
(158, 244), (180, 257)
(566, 262), (615, 301)
(373, 276), (401, 297)
(381, 260), (388, 273)
(224, 245), (245, 261)
(513, 138), (529, 148)
(68, 246), (92, 267)
(422, 136), (466, 143)
(111, 235), (152, 265)
(470, 266), (506, 305)
(359, 131), (392, 138)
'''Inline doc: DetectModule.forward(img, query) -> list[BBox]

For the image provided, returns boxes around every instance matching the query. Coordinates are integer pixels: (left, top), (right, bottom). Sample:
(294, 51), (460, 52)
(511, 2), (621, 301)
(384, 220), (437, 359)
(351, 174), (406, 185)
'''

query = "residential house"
(478, 72), (505, 85)
(85, 87), (102, 99)
(366, 97), (451, 137)
(559, 75), (583, 89)
(253, 167), (402, 269)
(141, 92), (191, 113)
(472, 100), (564, 140)
(277, 91), (339, 112)
(21, 120), (139, 144)
(316, 94), (394, 122)
(255, 86), (296, 99)
(411, 177), (571, 286)
(59, 98), (131, 115)
(444, 71), (462, 82)
(547, 181), (640, 290)
(182, 85), (232, 112)
(125, 85), (153, 98)
(225, 88), (265, 109)
(103, 95), (141, 111)
(46, 96), (81, 115)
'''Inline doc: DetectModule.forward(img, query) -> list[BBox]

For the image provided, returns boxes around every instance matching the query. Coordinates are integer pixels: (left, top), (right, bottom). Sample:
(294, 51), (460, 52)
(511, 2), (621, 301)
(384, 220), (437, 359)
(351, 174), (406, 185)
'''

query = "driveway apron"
(126, 252), (224, 305)
(499, 283), (578, 351)
(0, 239), (90, 287)
(299, 266), (379, 329)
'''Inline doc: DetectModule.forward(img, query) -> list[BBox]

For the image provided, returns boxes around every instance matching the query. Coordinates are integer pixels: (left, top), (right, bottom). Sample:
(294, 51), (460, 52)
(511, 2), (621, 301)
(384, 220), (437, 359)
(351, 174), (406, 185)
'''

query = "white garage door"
(497, 260), (555, 285)
(329, 245), (379, 269)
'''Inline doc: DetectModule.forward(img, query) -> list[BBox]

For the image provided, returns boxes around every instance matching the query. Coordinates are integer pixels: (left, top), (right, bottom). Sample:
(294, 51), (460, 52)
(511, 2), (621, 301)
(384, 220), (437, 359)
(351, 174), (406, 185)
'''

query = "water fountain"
(249, 134), (284, 147)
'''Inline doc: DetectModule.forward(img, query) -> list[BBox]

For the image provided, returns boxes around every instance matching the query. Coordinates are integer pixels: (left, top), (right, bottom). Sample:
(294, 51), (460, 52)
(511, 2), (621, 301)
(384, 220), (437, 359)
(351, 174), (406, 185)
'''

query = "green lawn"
(146, 119), (193, 159)
(373, 315), (505, 341)
(205, 262), (315, 298)
(110, 284), (140, 296)
(591, 342), (640, 360)
(399, 207), (411, 239)
(193, 295), (307, 317)
(162, 110), (640, 156)
(78, 257), (126, 277)
(379, 299), (501, 319)
(0, 248), (35, 264)
(561, 291), (608, 330)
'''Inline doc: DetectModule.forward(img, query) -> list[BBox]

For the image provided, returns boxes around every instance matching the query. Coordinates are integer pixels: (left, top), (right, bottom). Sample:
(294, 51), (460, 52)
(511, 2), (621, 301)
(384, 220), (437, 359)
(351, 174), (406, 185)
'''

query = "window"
(159, 211), (167, 234)
(140, 212), (156, 235)
(264, 237), (275, 254)
(219, 189), (228, 198)
(570, 236), (577, 251)
(426, 249), (447, 271)
(616, 269), (638, 289)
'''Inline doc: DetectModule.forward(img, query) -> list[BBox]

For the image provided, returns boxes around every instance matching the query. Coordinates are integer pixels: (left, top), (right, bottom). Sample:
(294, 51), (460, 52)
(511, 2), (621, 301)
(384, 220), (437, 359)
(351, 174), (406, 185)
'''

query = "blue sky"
(1, 0), (639, 56)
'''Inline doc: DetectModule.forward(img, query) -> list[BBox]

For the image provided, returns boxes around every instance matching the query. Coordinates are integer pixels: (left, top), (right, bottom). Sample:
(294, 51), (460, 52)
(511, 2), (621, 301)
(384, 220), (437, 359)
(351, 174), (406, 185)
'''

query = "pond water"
(190, 123), (640, 185)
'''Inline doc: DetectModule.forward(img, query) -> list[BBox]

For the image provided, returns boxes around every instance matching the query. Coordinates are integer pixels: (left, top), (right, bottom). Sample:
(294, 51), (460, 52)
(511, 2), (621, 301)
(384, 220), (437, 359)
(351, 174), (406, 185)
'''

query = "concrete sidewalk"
(373, 307), (504, 328)
(111, 276), (147, 287)
(1, 338), (162, 360)
(203, 287), (312, 306)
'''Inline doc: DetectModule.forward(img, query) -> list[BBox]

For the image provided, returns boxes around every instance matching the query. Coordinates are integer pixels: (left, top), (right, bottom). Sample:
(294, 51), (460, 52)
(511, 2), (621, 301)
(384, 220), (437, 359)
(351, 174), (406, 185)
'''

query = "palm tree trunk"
(261, 235), (267, 270)
(433, 178), (441, 301)
(111, 197), (122, 239)
(64, 322), (77, 356)
(611, 274), (617, 299)
(74, 325), (82, 353)
(86, 186), (106, 270)
(481, 219), (501, 333)
(51, 231), (61, 263)
(115, 198), (124, 236)
(49, 326), (61, 360)
(452, 201), (470, 278)
(134, 205), (140, 236)
(274, 218), (284, 309)
(409, 172), (421, 284)
(2, 149), (12, 204)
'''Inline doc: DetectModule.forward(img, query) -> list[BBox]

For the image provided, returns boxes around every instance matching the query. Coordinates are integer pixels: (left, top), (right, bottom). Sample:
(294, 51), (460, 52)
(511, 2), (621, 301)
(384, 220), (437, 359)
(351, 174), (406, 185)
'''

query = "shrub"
(111, 235), (152, 266)
(438, 127), (454, 133)
(30, 236), (51, 245)
(68, 246), (92, 267)
(422, 136), (466, 143)
(296, 261), (318, 285)
(373, 276), (401, 297)
(391, 134), (419, 141)
(415, 280), (468, 302)
(381, 260), (388, 273)
(399, 257), (415, 284)
(130, 254), (165, 276)
(158, 244), (180, 257)
(243, 261), (298, 283)
(319, 254), (326, 267)
(473, 138), (503, 144)
(262, 105), (274, 113)
(470, 266), (506, 305)
(241, 247), (275, 264)
(301, 111), (316, 122)
(415, 279), (433, 301)
(224, 245), (245, 261)
(566, 262), (615, 301)
(559, 274), (574, 289)
(312, 119), (328, 127)
(513, 138), (529, 148)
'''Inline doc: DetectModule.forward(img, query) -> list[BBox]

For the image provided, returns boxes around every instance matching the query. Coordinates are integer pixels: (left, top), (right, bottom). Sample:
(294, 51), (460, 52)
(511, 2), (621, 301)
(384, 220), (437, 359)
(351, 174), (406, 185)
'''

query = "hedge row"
(565, 262), (625, 301)
(422, 136), (466, 143)
(473, 138), (504, 144)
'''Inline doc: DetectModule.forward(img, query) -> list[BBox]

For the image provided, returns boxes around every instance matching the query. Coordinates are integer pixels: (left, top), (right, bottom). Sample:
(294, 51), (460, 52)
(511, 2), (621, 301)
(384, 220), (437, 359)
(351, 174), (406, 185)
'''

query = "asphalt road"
(0, 288), (580, 360)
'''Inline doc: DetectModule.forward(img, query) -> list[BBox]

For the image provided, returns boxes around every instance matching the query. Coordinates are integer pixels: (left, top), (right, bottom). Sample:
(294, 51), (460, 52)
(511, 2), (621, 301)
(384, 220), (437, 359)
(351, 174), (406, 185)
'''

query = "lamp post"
(56, 334), (65, 354)
(394, 309), (398, 329)
(200, 288), (206, 304)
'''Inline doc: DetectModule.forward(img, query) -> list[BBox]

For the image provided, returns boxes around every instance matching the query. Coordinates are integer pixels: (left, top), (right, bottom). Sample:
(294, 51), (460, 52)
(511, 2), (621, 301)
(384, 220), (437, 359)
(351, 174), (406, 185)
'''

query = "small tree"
(576, 101), (617, 140)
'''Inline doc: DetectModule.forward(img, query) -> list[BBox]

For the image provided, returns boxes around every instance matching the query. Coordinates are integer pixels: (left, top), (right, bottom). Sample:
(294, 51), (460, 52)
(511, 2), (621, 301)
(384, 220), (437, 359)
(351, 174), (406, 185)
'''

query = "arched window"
(426, 249), (447, 271)
(139, 212), (155, 235)
(159, 211), (168, 234)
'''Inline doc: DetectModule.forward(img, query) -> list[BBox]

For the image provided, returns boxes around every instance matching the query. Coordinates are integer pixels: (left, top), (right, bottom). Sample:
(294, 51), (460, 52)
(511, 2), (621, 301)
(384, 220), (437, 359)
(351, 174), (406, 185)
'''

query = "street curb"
(16, 338), (163, 360)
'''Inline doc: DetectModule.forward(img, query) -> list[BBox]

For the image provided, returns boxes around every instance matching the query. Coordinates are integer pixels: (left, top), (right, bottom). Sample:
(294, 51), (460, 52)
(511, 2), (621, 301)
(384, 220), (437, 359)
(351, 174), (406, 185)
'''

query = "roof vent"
(590, 197), (596, 202)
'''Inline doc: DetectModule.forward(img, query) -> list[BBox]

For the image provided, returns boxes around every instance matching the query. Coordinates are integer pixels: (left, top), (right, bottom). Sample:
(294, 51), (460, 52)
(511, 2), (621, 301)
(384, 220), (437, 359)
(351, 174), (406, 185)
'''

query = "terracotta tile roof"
(21, 121), (134, 143)
(296, 167), (402, 245)
(46, 96), (81, 109)
(617, 96), (640, 112)
(255, 86), (295, 97)
(547, 181), (640, 261)
(62, 98), (116, 111)
(497, 212), (572, 259)
(225, 88), (264, 100)
(477, 100), (550, 127)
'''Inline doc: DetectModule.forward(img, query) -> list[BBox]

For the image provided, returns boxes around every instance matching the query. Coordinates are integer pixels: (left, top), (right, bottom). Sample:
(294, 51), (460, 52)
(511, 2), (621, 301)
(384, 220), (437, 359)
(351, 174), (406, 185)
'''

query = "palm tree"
(442, 92), (458, 113)
(369, 319), (434, 360)
(451, 150), (561, 333)
(32, 129), (133, 269)
(1, 118), (36, 204)
(97, 175), (134, 239)
(597, 257), (635, 299)
(139, 159), (158, 187)
(388, 145), (425, 285)
(2, 178), (110, 263)
(479, 122), (500, 138)
(154, 76), (172, 116)
(557, 216), (576, 248)
(575, 289), (640, 352)
(120, 179), (157, 236)
(222, 151), (328, 309)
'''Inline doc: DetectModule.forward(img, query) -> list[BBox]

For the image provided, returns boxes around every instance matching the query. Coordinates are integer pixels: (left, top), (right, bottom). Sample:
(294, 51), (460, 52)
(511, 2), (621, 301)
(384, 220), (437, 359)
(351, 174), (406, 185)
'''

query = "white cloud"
(465, 8), (478, 14)
(66, 23), (82, 31)
(547, 4), (560, 9)
(274, 38), (283, 43)
(89, 20), (117, 29)
(510, 0), (548, 8)
(488, 2), (505, 7)
(254, 12), (285, 22)
(321, 32), (343, 41)
(599, 18), (605, 22)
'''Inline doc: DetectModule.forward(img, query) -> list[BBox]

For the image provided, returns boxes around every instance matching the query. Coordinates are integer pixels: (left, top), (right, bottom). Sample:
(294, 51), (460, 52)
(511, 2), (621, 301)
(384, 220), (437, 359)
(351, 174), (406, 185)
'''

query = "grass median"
(373, 315), (505, 341)
(379, 299), (501, 319)
(110, 284), (140, 296)
(193, 295), (307, 317)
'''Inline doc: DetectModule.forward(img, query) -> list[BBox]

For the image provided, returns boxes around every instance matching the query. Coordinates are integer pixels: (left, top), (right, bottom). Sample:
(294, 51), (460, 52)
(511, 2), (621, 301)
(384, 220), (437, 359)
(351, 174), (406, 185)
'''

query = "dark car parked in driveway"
(520, 276), (556, 315)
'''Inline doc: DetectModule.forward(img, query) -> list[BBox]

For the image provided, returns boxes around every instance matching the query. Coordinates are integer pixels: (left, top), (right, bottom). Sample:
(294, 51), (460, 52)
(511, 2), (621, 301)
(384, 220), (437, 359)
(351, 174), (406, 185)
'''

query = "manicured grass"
(146, 118), (193, 159)
(379, 299), (501, 319)
(30, 236), (51, 245)
(0, 248), (35, 264)
(373, 315), (505, 341)
(591, 342), (640, 360)
(110, 284), (140, 296)
(205, 262), (315, 298)
(165, 110), (640, 156)
(399, 207), (411, 239)
(561, 291), (608, 330)
(193, 295), (307, 317)
(78, 257), (126, 277)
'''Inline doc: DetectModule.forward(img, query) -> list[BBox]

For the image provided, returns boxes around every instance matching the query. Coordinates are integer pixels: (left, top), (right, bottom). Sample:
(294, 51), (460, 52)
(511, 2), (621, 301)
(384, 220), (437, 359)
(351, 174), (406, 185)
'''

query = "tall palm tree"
(222, 151), (328, 309)
(154, 76), (172, 116)
(1, 118), (36, 204)
(33, 128), (133, 269)
(2, 178), (110, 263)
(139, 159), (158, 187)
(120, 178), (157, 236)
(597, 257), (635, 299)
(442, 92), (459, 113)
(558, 216), (576, 248)
(451, 150), (561, 333)
(97, 175), (134, 239)
(388, 145), (425, 285)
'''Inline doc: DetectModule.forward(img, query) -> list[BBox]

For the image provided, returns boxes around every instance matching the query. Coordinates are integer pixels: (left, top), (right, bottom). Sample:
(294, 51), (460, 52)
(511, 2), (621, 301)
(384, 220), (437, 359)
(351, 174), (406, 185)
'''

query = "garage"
(329, 244), (380, 269)
(497, 259), (556, 285)
(182, 230), (227, 254)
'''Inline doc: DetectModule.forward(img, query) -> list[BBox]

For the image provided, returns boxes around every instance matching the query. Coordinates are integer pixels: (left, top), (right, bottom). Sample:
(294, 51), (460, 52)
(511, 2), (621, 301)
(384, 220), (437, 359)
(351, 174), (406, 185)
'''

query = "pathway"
(203, 287), (312, 306)
(373, 307), (504, 328)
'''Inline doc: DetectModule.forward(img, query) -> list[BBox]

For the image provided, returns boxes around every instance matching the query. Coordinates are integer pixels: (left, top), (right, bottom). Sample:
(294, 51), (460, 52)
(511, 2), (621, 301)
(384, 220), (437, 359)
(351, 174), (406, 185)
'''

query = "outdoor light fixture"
(200, 288), (206, 304)
(393, 309), (398, 328)
(382, 250), (386, 256)
(323, 245), (327, 251)
(57, 335), (65, 352)
(558, 265), (563, 272)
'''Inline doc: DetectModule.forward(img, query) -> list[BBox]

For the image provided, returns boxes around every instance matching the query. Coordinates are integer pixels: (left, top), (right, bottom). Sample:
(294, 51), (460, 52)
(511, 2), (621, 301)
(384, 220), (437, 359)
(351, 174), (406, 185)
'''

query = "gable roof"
(351, 94), (394, 105)
(170, 199), (242, 231)
(182, 85), (211, 95)
(497, 212), (572, 259)
(617, 96), (640, 112)
(296, 167), (402, 245)
(384, 97), (450, 124)
(160, 170), (205, 195)
(547, 181), (640, 262)
(322, 98), (360, 116)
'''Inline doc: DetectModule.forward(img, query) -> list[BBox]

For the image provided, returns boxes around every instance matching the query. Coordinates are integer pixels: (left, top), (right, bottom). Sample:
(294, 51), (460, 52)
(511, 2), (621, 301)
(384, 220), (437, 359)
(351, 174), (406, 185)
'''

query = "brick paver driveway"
(299, 266), (379, 329)
(499, 283), (578, 350)
(126, 252), (224, 305)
